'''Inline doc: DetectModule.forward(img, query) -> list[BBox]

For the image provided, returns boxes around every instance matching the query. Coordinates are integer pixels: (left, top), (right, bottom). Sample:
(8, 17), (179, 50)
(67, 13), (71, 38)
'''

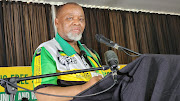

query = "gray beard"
(67, 32), (82, 41)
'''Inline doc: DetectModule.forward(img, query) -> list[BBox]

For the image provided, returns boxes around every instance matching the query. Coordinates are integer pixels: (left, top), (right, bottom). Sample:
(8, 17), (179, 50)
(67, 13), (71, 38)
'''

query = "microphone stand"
(0, 66), (109, 101)
(110, 65), (118, 84)
(114, 44), (141, 56)
(95, 34), (141, 56)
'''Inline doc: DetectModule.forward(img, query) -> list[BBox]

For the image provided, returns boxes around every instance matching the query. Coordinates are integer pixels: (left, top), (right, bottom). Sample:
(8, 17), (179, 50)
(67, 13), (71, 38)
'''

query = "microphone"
(80, 50), (86, 56)
(104, 50), (119, 83)
(104, 50), (119, 68)
(95, 34), (118, 49)
(96, 34), (141, 56)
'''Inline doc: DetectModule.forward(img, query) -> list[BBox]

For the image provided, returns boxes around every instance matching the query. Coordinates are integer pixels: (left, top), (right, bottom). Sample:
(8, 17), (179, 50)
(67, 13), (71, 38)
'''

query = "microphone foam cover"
(104, 50), (119, 66)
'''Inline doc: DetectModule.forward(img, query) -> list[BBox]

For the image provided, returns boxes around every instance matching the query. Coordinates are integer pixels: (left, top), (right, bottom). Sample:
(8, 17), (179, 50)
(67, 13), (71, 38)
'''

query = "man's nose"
(73, 19), (80, 25)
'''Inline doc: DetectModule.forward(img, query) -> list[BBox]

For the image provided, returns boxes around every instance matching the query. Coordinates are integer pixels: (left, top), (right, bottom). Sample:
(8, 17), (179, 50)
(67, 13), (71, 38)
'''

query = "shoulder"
(33, 47), (51, 58)
(36, 38), (62, 53)
(33, 39), (58, 56)
(37, 38), (59, 49)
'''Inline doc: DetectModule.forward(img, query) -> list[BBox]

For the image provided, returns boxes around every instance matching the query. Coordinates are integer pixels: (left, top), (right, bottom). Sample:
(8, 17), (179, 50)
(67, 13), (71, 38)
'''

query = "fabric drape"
(83, 9), (180, 64)
(72, 54), (180, 101)
(0, 1), (54, 66)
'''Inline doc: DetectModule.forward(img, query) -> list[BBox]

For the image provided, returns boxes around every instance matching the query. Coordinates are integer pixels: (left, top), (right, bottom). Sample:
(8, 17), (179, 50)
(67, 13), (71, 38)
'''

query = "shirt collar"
(55, 33), (92, 57)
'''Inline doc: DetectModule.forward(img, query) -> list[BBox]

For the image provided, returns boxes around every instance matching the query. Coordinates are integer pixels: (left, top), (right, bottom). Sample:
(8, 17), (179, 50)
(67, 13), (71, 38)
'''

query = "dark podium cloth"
(72, 54), (180, 101)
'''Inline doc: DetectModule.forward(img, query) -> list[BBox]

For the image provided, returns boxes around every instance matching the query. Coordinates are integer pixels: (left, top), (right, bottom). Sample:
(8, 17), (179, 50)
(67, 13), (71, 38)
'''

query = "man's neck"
(68, 41), (80, 54)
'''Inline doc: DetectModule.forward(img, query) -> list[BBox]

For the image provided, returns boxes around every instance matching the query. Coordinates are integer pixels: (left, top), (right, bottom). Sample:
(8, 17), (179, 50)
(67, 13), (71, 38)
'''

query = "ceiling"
(16, 0), (180, 16)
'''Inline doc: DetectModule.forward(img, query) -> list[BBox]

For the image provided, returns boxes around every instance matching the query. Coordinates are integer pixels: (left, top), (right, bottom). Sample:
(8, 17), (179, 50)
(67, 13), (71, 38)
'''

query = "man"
(31, 2), (110, 101)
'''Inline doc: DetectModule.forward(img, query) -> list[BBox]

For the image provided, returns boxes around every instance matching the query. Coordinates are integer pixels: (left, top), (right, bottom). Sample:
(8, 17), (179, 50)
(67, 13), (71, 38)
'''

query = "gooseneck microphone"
(95, 34), (141, 56)
(95, 34), (116, 48)
(104, 50), (119, 83)
(104, 50), (119, 67)
(104, 50), (133, 79)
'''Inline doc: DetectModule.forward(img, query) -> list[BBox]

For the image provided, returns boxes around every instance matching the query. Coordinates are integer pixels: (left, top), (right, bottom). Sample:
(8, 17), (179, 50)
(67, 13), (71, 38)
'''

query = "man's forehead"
(61, 4), (82, 12)
(58, 4), (84, 16)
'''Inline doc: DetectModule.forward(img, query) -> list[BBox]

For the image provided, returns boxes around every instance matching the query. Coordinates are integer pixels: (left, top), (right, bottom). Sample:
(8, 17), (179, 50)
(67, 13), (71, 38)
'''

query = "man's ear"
(55, 18), (58, 27)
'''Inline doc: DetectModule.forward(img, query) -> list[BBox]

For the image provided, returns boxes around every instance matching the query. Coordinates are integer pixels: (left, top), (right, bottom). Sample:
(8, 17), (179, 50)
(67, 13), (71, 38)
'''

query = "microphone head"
(80, 50), (86, 56)
(95, 34), (115, 48)
(104, 50), (119, 67)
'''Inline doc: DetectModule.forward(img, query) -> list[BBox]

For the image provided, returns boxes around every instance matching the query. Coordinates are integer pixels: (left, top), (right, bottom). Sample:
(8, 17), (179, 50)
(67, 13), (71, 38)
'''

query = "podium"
(73, 54), (180, 101)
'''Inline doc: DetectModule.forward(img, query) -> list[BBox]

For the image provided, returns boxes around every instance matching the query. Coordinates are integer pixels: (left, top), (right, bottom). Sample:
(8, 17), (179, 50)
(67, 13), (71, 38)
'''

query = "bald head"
(56, 2), (83, 18)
